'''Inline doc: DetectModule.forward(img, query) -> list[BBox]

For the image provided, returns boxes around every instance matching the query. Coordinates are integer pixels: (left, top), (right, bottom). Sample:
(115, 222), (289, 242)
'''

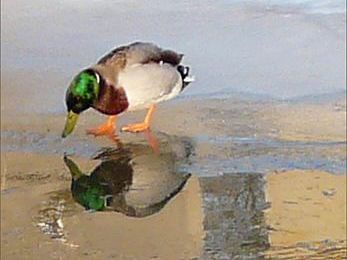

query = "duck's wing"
(94, 42), (188, 111)
(97, 42), (183, 68)
(118, 62), (183, 110)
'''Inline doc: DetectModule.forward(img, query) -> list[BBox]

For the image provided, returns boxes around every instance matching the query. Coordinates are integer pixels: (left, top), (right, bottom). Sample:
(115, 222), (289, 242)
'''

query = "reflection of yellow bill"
(265, 170), (346, 258)
(62, 111), (79, 138)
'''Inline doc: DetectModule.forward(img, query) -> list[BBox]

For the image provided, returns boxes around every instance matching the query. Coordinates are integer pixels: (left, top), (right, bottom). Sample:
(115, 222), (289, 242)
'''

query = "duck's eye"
(87, 82), (94, 90)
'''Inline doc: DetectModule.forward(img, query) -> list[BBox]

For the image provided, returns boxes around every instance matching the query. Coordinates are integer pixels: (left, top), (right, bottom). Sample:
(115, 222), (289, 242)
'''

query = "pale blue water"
(1, 0), (346, 115)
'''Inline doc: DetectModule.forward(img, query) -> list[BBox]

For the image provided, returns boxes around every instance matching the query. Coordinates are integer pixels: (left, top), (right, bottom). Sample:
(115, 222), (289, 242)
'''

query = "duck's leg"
(86, 116), (117, 137)
(121, 104), (156, 133)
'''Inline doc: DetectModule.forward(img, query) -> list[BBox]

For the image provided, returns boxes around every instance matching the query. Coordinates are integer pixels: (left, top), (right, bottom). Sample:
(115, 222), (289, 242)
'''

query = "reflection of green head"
(63, 155), (106, 211)
(62, 69), (100, 138)
(76, 183), (105, 211)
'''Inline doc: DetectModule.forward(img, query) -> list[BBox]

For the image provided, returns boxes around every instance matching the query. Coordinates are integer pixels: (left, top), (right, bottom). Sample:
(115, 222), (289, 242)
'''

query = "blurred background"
(1, 0), (346, 115)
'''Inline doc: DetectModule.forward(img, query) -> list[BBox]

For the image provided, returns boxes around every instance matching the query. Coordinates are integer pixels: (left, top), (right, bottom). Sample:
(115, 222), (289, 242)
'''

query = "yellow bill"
(62, 111), (79, 138)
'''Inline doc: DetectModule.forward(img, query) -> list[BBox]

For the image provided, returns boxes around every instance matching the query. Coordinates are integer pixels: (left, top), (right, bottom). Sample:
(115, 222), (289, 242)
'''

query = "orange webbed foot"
(121, 104), (156, 133)
(86, 124), (116, 136)
(86, 116), (117, 139)
(121, 122), (150, 133)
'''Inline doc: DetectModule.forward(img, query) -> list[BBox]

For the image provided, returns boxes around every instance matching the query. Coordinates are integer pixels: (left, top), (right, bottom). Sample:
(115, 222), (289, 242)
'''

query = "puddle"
(1, 127), (346, 258)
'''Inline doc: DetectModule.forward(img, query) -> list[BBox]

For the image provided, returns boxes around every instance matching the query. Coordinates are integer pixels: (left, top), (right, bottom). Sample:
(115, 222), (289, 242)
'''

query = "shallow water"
(1, 95), (346, 258)
(2, 134), (346, 259)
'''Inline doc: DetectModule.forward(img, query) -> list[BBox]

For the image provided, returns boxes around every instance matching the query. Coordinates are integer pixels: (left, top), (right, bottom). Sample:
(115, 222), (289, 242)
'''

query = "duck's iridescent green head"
(62, 69), (100, 138)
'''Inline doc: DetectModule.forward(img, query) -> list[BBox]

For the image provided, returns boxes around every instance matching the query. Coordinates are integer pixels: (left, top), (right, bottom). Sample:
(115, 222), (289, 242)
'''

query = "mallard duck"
(62, 42), (194, 138)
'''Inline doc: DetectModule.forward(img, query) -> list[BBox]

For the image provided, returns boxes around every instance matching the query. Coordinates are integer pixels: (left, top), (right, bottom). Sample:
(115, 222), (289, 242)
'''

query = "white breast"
(118, 63), (182, 111)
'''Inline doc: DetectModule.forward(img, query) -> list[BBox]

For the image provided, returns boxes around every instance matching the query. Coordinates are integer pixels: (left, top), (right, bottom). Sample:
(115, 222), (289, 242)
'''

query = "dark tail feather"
(177, 65), (194, 91)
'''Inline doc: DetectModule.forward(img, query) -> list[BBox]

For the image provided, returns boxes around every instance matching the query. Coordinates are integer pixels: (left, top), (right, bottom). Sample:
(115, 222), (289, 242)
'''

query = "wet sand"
(265, 170), (346, 259)
(1, 96), (346, 259)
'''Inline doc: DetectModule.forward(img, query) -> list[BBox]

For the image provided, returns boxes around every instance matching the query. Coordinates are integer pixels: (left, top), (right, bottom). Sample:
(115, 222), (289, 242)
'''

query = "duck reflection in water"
(63, 139), (193, 217)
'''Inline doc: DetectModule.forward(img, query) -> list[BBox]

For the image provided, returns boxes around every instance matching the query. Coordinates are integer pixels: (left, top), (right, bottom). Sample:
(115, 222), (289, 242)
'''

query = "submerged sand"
(265, 170), (346, 259)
